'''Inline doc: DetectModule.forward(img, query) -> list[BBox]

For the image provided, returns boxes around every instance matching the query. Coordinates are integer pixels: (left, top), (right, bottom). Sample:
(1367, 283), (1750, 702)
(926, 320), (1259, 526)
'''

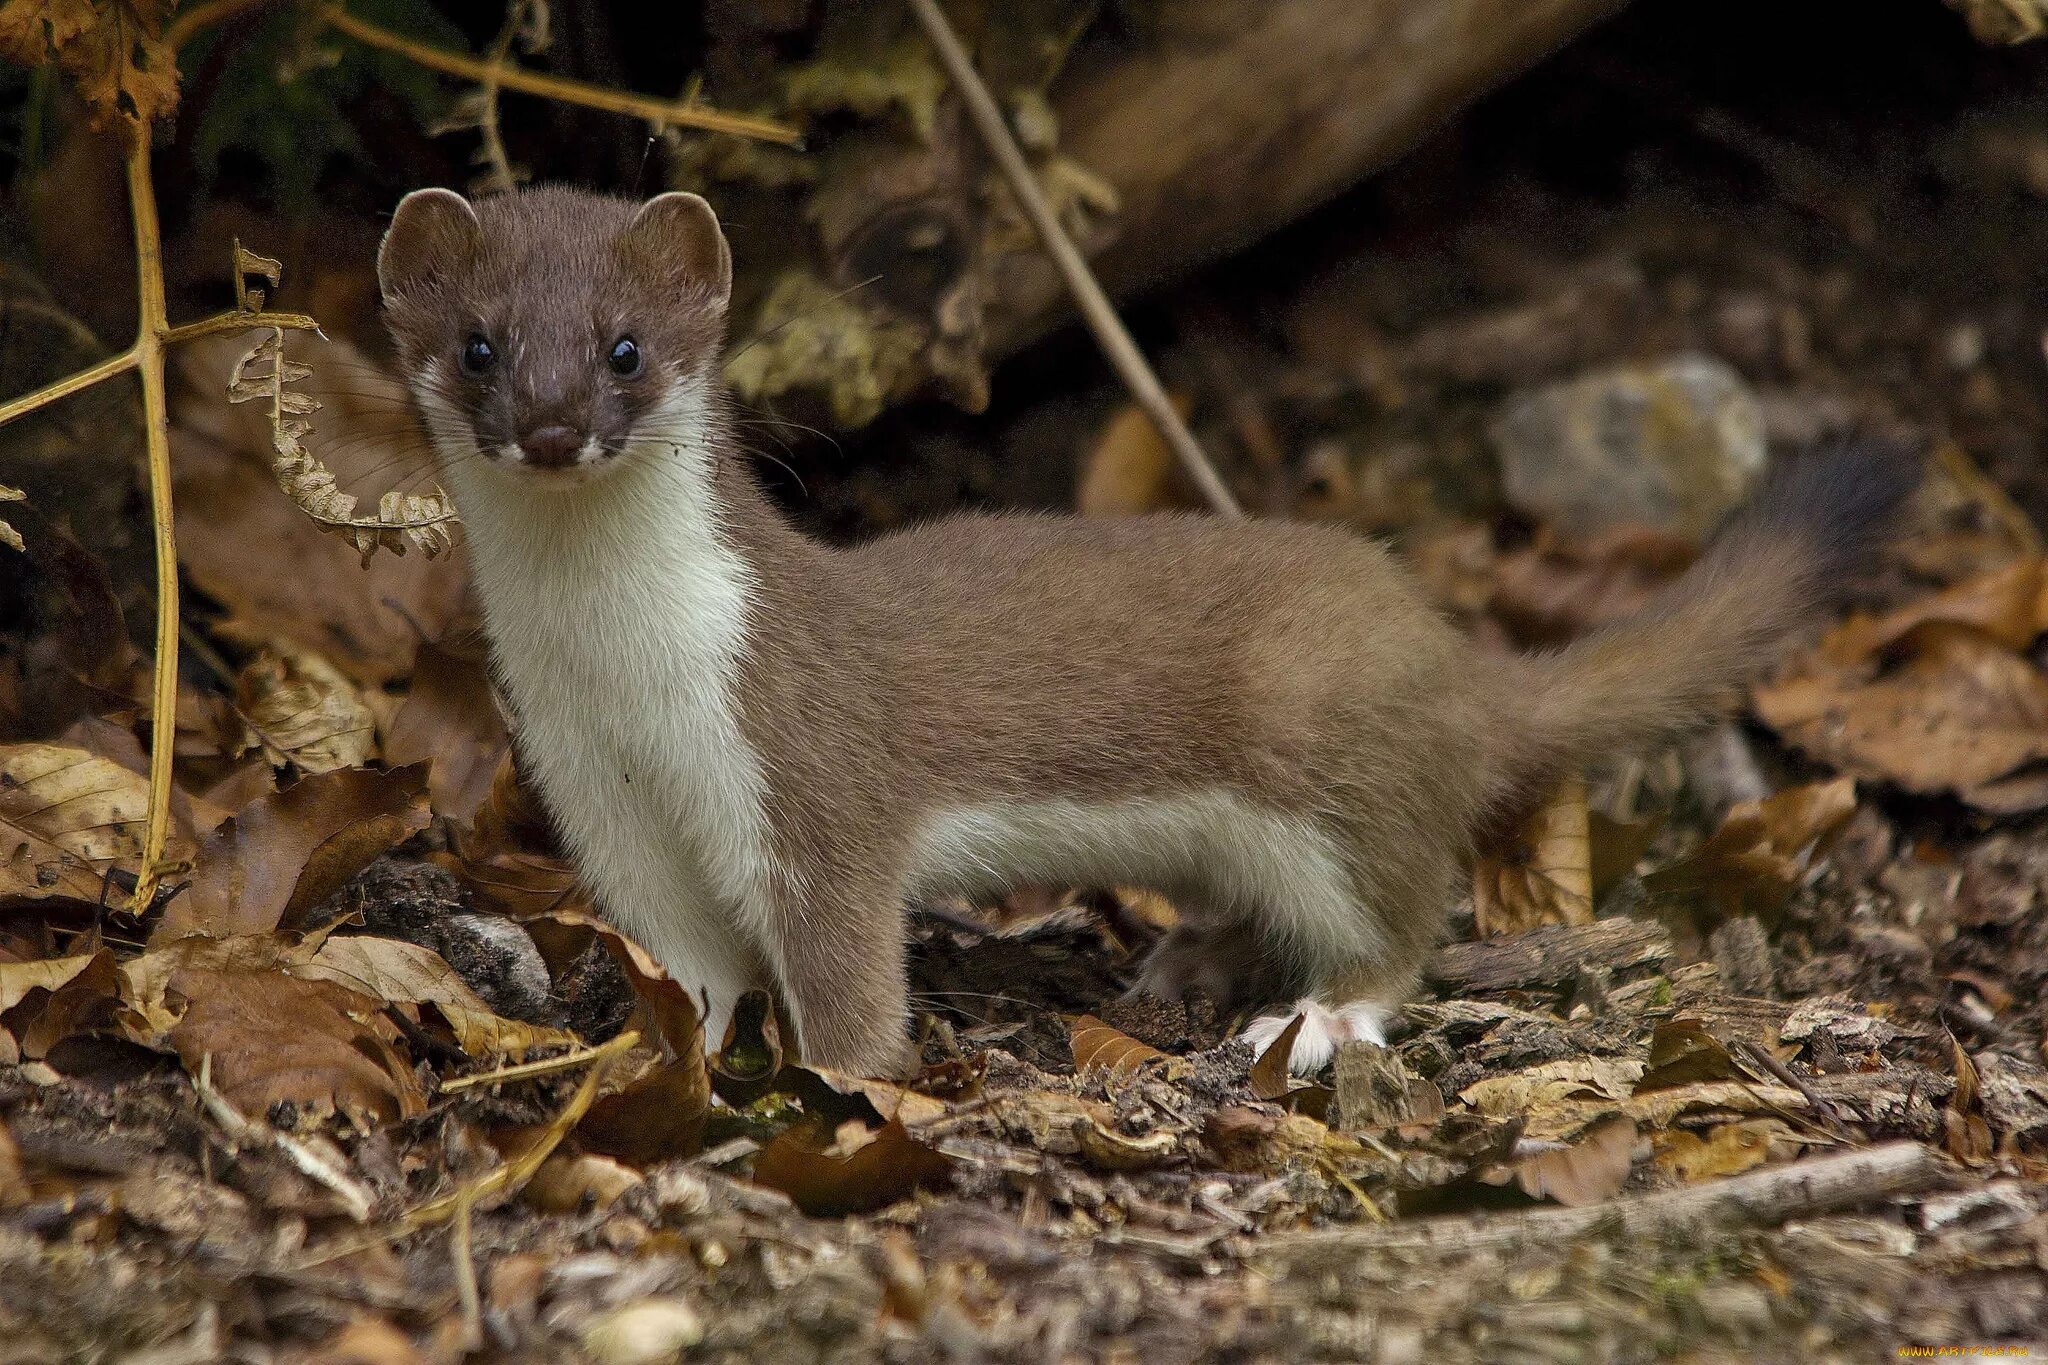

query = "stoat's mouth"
(476, 434), (628, 487)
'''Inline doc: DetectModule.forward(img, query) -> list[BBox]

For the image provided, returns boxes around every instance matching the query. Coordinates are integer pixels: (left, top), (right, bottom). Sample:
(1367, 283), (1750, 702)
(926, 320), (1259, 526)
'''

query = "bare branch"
(908, 0), (1242, 520)
(321, 5), (801, 147)
(1253, 1141), (1949, 1267)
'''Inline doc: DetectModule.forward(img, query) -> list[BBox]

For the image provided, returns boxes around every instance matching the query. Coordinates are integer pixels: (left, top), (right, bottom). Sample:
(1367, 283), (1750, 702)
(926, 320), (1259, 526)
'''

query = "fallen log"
(1250, 1141), (1949, 1266)
(704, 0), (1629, 425)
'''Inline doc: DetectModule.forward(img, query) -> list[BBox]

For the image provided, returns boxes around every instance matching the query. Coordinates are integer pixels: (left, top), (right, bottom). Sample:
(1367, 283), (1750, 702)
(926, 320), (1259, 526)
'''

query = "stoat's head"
(377, 185), (731, 484)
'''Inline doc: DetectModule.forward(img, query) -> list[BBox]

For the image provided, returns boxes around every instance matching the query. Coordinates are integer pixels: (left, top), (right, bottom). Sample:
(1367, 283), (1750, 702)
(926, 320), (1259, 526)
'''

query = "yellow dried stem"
(125, 134), (180, 911)
(321, 5), (800, 146)
(0, 157), (331, 907)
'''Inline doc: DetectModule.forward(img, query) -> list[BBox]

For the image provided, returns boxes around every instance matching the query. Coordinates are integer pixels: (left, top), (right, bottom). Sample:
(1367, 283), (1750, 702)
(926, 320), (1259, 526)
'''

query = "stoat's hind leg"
(1234, 842), (1445, 1075)
(1129, 911), (1281, 1009)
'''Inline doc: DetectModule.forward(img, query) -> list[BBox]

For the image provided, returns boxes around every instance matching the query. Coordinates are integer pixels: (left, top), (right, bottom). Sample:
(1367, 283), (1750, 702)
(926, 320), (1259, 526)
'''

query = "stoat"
(377, 184), (1915, 1076)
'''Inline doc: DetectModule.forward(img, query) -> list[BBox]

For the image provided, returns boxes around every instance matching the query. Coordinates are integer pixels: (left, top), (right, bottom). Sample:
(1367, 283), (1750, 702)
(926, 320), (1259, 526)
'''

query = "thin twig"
(471, 0), (531, 194)
(320, 6), (800, 146)
(162, 308), (320, 346)
(195, 1053), (376, 1222)
(907, 0), (1241, 520)
(440, 1035), (633, 1093)
(404, 1028), (638, 1227)
(451, 1189), (483, 1351)
(294, 1028), (639, 1271)
(125, 135), (180, 911)
(164, 0), (272, 50)
(0, 349), (139, 427)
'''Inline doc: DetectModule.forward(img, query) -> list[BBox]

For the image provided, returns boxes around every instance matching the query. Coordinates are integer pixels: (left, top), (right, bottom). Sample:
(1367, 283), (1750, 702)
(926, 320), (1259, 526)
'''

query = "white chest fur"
(431, 389), (779, 1028)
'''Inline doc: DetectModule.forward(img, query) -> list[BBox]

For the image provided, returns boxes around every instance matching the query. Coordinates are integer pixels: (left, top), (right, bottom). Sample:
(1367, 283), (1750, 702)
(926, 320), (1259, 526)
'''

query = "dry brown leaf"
(1950, 0), (2048, 43)
(295, 935), (576, 1059)
(0, 0), (179, 133)
(1249, 1013), (1307, 1100)
(0, 742), (196, 905)
(909, 1054), (986, 1105)
(998, 1090), (1119, 1156)
(1756, 558), (2048, 813)
(550, 911), (710, 1166)
(464, 750), (557, 856)
(577, 1048), (711, 1166)
(1070, 1014), (1170, 1079)
(1076, 394), (1192, 516)
(1474, 774), (1594, 936)
(1757, 625), (2048, 814)
(1512, 1115), (1637, 1205)
(436, 847), (582, 922)
(1821, 555), (2046, 661)
(1651, 1120), (1787, 1181)
(783, 1066), (949, 1128)
(1202, 1105), (1369, 1174)
(1636, 1018), (1749, 1091)
(523, 1152), (644, 1213)
(1945, 1038), (1995, 1163)
(166, 968), (427, 1125)
(5, 517), (138, 732)
(1074, 1121), (1179, 1172)
(1458, 1058), (1644, 1116)
(1332, 1042), (1443, 1130)
(0, 952), (101, 1013)
(235, 643), (379, 774)
(120, 934), (286, 1037)
(166, 765), (431, 938)
(61, 712), (236, 838)
(11, 947), (123, 1058)
(750, 1117), (953, 1216)
(1627, 1083), (1806, 1134)
(295, 1317), (430, 1365)
(1643, 778), (1858, 922)
(384, 634), (508, 824)
(1470, 1072), (1808, 1145)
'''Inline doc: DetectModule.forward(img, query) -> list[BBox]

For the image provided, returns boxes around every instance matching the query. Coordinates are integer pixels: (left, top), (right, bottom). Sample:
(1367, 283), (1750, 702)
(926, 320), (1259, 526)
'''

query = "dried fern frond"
(0, 483), (24, 552)
(228, 329), (458, 566)
(222, 237), (456, 565)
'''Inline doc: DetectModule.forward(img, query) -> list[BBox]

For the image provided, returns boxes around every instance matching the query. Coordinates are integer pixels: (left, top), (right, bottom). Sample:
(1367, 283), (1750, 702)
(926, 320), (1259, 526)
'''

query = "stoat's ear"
(623, 192), (731, 310)
(378, 188), (481, 303)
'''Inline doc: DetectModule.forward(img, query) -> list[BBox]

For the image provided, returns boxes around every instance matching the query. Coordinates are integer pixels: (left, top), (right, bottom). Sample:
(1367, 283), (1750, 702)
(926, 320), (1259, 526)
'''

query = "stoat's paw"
(1240, 998), (1390, 1075)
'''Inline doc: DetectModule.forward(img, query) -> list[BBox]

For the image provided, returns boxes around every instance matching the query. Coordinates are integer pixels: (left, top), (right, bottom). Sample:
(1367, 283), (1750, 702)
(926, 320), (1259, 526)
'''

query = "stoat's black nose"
(519, 425), (583, 468)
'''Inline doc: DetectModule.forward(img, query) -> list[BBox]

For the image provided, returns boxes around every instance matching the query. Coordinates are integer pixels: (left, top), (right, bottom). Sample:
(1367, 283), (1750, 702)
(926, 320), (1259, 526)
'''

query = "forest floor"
(5, 3), (2048, 1363)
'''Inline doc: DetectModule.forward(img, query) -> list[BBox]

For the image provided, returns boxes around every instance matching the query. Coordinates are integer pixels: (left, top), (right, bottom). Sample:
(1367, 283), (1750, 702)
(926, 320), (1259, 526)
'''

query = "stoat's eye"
(459, 334), (496, 376)
(607, 335), (643, 379)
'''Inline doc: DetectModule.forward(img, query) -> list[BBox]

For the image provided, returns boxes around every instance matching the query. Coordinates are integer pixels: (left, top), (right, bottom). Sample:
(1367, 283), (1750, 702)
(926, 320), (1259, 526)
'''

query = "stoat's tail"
(1484, 444), (1921, 815)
